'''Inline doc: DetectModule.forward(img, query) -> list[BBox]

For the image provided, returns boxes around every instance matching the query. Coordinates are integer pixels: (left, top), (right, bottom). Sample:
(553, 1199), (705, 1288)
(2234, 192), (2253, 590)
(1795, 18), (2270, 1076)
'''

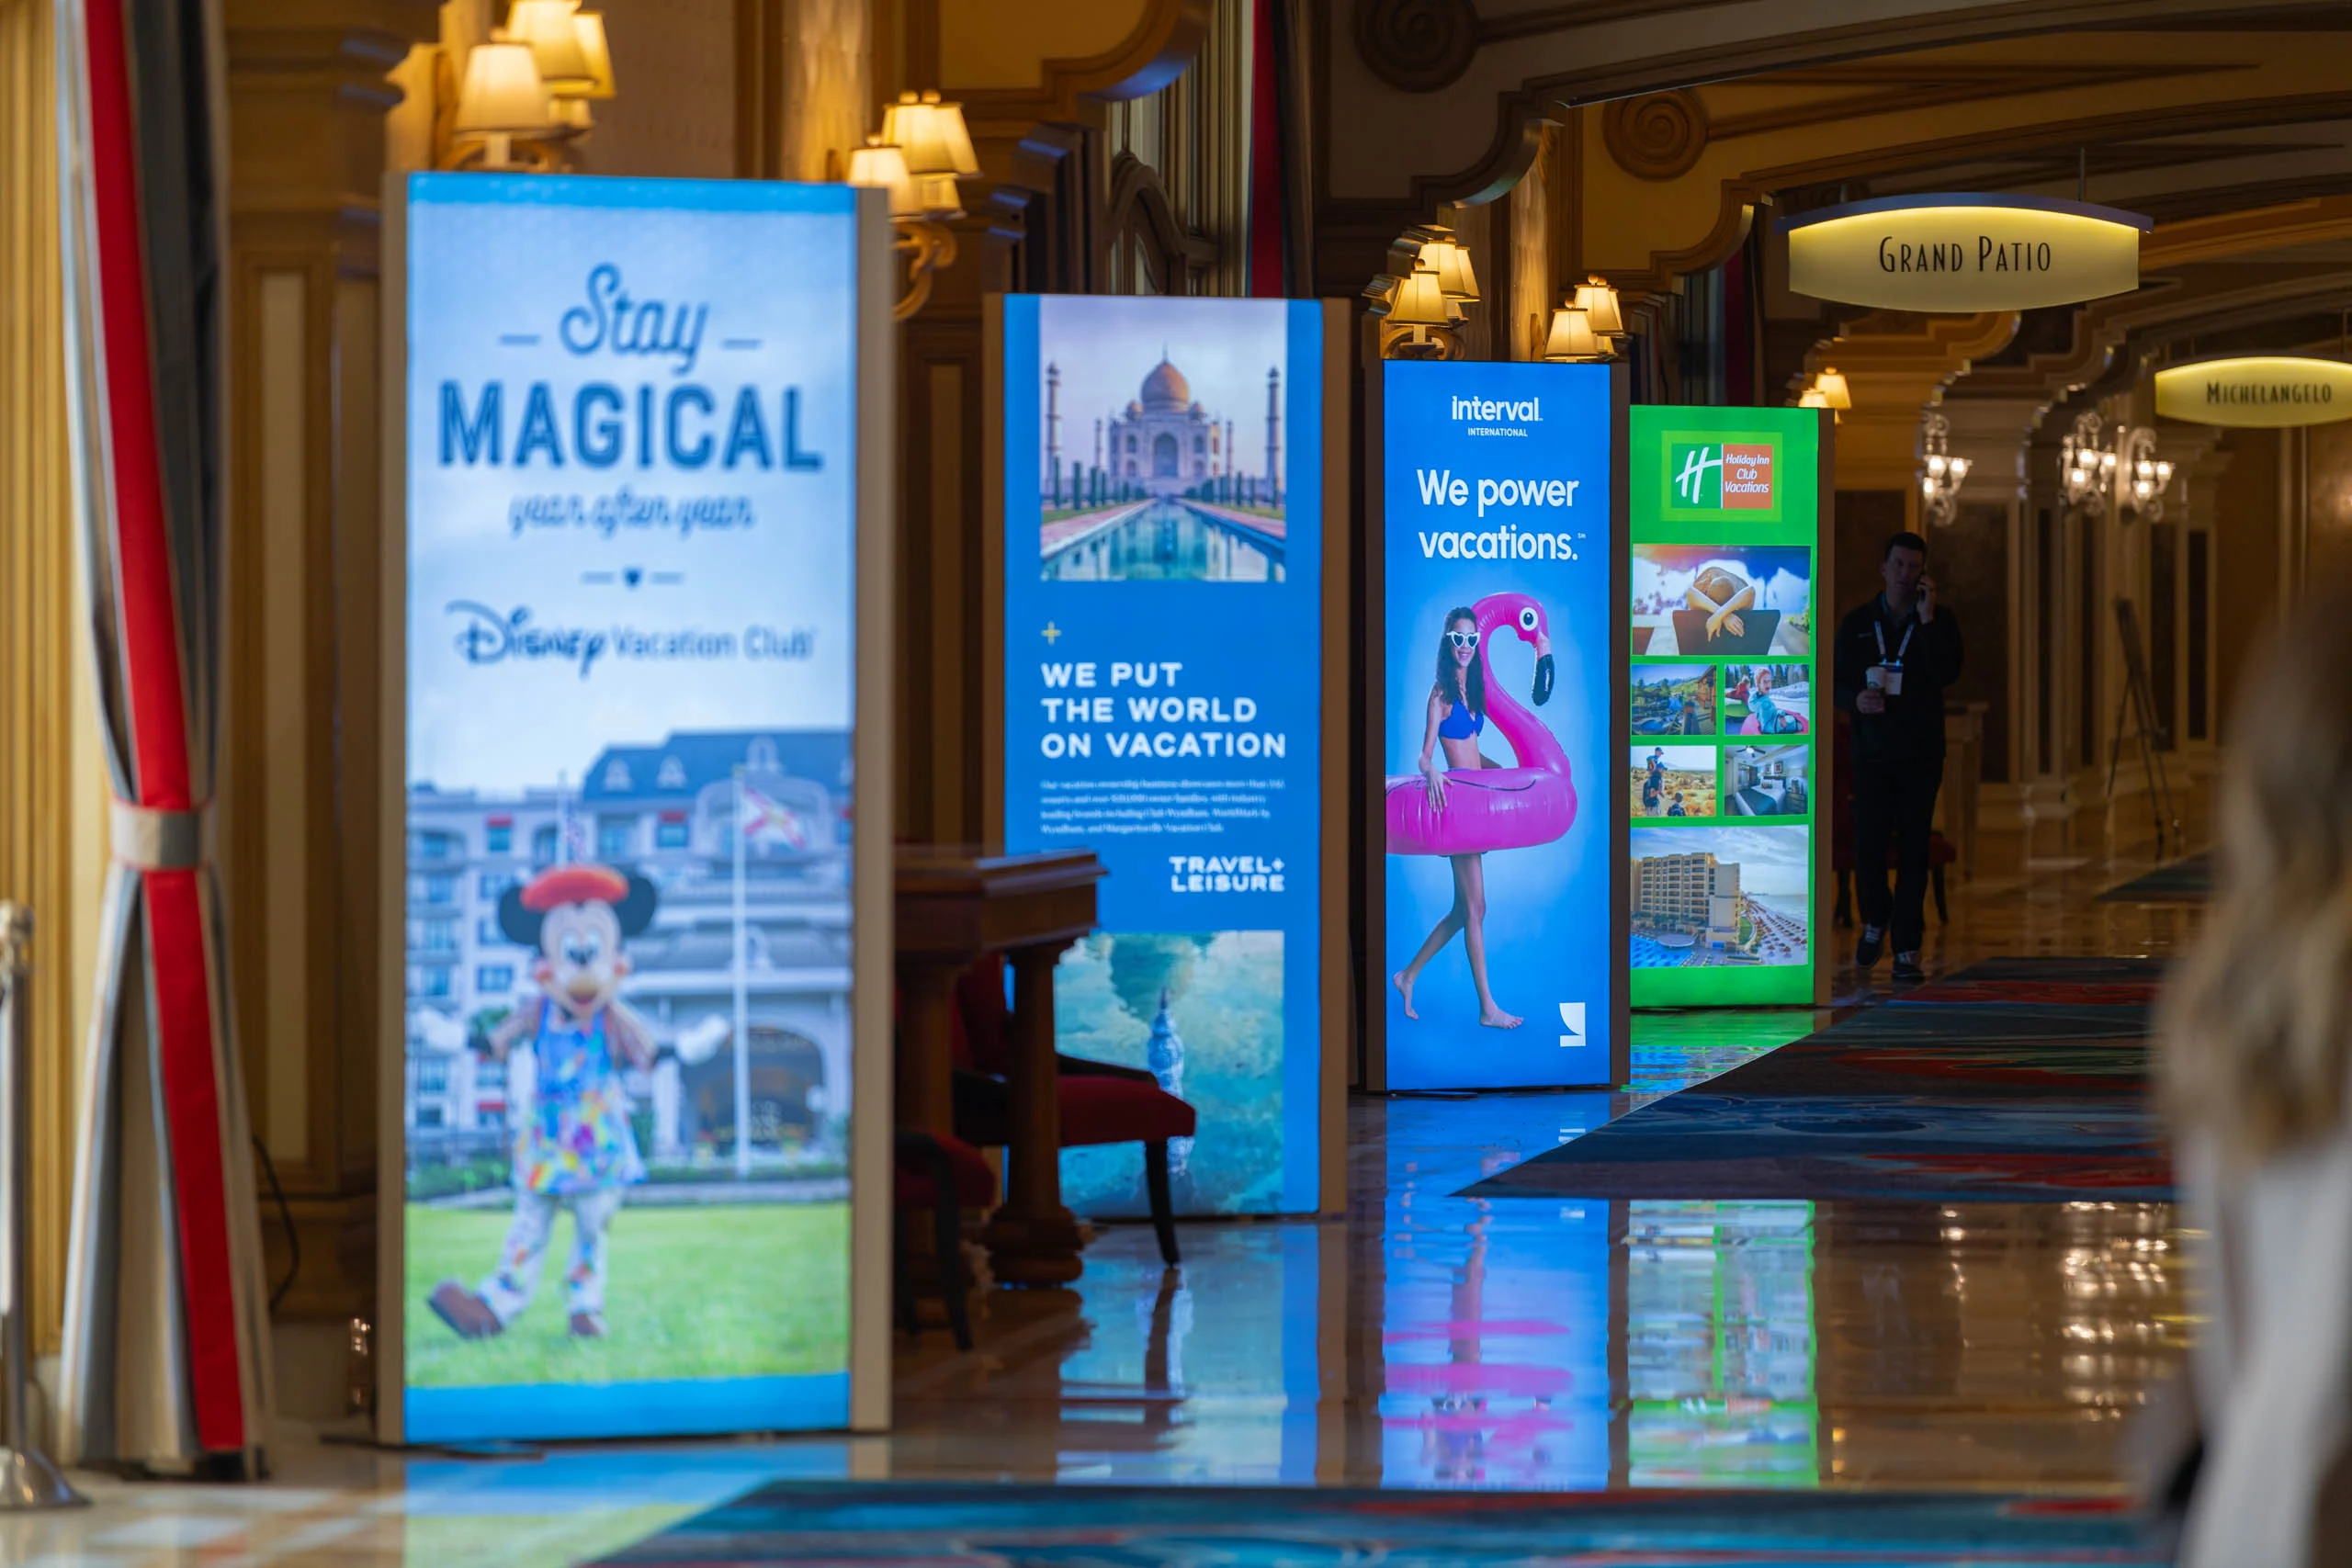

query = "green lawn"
(404, 1201), (847, 1388)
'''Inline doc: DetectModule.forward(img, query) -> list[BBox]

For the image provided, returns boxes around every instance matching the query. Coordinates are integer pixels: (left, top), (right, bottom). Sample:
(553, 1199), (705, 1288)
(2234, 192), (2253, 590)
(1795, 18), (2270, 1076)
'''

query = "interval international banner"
(1380, 361), (1620, 1090)
(390, 174), (887, 1441)
(1627, 406), (1826, 1006)
(999, 294), (1328, 1216)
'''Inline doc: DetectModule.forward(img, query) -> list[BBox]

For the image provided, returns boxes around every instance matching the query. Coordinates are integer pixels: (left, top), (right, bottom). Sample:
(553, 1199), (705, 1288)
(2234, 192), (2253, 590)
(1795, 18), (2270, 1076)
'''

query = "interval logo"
(1667, 439), (1776, 512)
(1558, 1000), (1587, 1049)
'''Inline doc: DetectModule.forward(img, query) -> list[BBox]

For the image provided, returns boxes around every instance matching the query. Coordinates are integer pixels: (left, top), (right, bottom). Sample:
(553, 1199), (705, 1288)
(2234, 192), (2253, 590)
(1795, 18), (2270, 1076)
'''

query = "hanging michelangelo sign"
(2154, 355), (2352, 428)
(1781, 193), (2150, 312)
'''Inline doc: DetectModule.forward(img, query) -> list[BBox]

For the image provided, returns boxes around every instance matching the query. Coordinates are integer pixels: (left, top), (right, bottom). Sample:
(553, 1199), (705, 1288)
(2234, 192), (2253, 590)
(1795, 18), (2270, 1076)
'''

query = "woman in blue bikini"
(1395, 606), (1522, 1030)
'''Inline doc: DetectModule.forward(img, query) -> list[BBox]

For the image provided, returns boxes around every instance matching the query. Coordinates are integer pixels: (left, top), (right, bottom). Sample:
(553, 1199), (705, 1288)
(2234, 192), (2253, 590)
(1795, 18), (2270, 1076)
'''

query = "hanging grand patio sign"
(1781, 194), (2150, 312)
(2154, 355), (2352, 427)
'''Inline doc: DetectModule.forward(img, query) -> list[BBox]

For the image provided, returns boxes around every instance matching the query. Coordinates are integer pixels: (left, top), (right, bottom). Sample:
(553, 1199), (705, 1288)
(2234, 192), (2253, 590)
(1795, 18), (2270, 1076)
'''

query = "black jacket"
(1833, 594), (1963, 761)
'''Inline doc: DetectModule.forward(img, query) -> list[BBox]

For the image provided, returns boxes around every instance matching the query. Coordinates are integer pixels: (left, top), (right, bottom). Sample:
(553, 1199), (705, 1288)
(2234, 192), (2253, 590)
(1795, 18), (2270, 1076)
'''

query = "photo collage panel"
(1627, 546), (1817, 972)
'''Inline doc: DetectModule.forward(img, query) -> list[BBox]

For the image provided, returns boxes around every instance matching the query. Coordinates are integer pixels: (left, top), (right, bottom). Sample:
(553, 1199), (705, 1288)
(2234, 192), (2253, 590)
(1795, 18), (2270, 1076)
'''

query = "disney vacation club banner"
(1381, 360), (1620, 1090)
(1000, 294), (1327, 1217)
(396, 174), (871, 1442)
(1628, 405), (1826, 1007)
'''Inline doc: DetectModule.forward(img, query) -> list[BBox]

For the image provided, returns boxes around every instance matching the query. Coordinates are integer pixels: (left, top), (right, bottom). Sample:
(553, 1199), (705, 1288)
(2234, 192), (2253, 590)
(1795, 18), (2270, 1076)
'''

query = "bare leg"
(1395, 862), (1471, 1021)
(1460, 855), (1521, 1029)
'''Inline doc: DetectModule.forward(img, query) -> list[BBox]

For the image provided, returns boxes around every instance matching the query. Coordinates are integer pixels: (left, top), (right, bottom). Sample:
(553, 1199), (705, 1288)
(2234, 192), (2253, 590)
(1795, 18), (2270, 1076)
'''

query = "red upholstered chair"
(949, 954), (1194, 1266)
(894, 1129), (995, 1350)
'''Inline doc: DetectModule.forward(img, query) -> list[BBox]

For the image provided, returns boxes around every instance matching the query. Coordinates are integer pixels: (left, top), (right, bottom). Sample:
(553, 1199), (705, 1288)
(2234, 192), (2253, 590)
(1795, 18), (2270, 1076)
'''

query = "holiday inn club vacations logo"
(1662, 434), (1781, 520)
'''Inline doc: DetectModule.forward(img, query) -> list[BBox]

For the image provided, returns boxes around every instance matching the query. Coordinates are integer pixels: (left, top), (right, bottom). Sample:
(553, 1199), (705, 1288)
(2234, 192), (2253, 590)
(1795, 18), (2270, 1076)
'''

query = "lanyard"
(1873, 617), (1917, 664)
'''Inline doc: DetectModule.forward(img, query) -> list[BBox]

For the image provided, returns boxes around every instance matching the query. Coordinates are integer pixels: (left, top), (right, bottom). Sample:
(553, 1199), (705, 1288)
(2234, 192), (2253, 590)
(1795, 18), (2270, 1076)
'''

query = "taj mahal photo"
(1035, 295), (1290, 582)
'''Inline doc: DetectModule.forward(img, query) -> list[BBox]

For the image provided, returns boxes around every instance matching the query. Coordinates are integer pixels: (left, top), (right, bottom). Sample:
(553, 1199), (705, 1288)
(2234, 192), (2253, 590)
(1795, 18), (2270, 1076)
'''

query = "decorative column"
(1938, 394), (2055, 873)
(0, 0), (107, 1363)
(216, 1), (437, 1347)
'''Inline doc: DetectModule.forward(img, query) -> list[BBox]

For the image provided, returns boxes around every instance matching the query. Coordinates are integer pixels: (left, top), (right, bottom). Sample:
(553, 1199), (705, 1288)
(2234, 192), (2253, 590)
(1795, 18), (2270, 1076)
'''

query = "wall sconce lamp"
(2120, 426), (2174, 525)
(1919, 411), (1971, 528)
(1542, 307), (1602, 362)
(434, 3), (616, 173)
(2061, 411), (2115, 519)
(449, 39), (553, 171)
(1794, 365), (1850, 422)
(1544, 276), (1624, 363)
(1374, 226), (1477, 358)
(1384, 265), (1455, 355)
(850, 90), (978, 321)
(1418, 238), (1479, 306)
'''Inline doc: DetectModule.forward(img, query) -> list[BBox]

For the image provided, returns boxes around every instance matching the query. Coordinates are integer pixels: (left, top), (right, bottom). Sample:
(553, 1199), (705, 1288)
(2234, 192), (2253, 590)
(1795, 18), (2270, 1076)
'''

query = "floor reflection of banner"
(1377, 1096), (1612, 1488)
(998, 295), (1329, 1217)
(1625, 1200), (1818, 1487)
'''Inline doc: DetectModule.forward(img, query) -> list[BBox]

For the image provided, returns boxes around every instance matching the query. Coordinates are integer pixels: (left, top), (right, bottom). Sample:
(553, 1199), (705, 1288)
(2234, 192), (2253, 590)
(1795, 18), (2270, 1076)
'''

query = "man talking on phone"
(1835, 531), (1963, 982)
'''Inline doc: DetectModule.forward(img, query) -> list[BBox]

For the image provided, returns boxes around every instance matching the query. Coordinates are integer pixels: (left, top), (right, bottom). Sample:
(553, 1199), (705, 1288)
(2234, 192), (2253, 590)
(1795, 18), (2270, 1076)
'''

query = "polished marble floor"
(6, 848), (2206, 1562)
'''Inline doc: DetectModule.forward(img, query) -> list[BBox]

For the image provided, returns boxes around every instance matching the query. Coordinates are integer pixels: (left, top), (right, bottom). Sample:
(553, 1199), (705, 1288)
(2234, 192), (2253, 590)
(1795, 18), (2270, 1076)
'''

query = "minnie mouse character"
(426, 862), (659, 1342)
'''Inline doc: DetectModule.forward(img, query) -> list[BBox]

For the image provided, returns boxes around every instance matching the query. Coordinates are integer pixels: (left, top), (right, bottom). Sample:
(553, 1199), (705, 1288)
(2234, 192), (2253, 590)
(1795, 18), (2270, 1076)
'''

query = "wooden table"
(893, 845), (1103, 1287)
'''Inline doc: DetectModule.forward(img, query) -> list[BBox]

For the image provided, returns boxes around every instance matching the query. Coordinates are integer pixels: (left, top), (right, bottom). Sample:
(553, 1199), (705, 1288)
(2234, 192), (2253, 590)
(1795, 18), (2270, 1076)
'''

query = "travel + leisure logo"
(1666, 437), (1777, 514)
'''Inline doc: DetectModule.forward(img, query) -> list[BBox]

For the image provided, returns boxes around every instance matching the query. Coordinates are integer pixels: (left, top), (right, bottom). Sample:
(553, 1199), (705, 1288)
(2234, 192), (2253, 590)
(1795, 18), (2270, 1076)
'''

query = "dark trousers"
(1854, 752), (1943, 954)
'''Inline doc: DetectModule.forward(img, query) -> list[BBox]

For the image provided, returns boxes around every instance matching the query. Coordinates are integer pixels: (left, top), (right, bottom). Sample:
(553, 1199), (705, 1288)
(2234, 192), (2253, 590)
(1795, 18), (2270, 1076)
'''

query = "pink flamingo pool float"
(1386, 590), (1578, 856)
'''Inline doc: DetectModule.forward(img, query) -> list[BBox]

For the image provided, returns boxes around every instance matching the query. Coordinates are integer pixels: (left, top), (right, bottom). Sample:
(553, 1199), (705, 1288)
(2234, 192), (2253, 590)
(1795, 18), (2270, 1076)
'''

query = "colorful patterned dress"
(514, 1004), (646, 1195)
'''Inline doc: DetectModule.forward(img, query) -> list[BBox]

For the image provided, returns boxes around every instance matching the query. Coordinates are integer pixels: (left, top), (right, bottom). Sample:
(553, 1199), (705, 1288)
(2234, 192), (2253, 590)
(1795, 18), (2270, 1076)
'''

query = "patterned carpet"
(2096, 853), (2213, 904)
(595, 1482), (2172, 1565)
(1464, 958), (2170, 1203)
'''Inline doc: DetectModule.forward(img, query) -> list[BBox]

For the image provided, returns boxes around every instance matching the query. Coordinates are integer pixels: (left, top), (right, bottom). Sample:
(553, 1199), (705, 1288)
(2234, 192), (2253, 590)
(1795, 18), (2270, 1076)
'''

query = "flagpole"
(731, 766), (751, 1179)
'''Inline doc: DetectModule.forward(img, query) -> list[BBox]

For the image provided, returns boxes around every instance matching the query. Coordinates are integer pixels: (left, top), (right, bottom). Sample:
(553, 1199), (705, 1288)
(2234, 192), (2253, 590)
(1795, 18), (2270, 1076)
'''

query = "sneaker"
(1855, 924), (1884, 968)
(427, 1280), (503, 1340)
(569, 1311), (607, 1338)
(1892, 952), (1926, 983)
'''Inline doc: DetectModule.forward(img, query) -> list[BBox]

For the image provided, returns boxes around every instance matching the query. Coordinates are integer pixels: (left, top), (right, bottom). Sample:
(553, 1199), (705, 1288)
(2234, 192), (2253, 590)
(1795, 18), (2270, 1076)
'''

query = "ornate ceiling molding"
(1583, 85), (2352, 295)
(1951, 265), (2352, 412)
(942, 0), (1214, 135)
(1704, 60), (2222, 143)
(1603, 92), (1707, 181)
(1797, 310), (2026, 484)
(2142, 192), (2352, 265)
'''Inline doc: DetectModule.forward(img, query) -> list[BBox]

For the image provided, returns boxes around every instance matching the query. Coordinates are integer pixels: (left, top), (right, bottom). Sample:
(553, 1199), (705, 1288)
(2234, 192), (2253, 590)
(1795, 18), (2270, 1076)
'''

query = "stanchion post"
(0, 905), (83, 1508)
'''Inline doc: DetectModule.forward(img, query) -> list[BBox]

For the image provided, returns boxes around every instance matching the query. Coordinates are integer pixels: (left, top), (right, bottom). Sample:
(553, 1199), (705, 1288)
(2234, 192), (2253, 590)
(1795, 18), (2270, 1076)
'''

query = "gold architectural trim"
(2144, 193), (2352, 268)
(1602, 92), (1706, 182)
(947, 0), (1216, 131)
(1707, 60), (2222, 142)
(1318, 17), (2352, 291)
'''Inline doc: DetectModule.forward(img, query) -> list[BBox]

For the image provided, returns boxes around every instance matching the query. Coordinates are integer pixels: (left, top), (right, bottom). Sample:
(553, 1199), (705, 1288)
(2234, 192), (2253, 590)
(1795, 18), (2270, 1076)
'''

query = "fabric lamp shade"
(571, 12), (616, 99)
(1544, 306), (1600, 360)
(911, 172), (963, 219)
(883, 91), (979, 177)
(506, 0), (595, 94)
(848, 140), (920, 216)
(1799, 388), (1829, 409)
(1387, 267), (1451, 327)
(454, 41), (552, 135)
(1418, 239), (1478, 301)
(1571, 276), (1624, 336)
(1815, 367), (1853, 410)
